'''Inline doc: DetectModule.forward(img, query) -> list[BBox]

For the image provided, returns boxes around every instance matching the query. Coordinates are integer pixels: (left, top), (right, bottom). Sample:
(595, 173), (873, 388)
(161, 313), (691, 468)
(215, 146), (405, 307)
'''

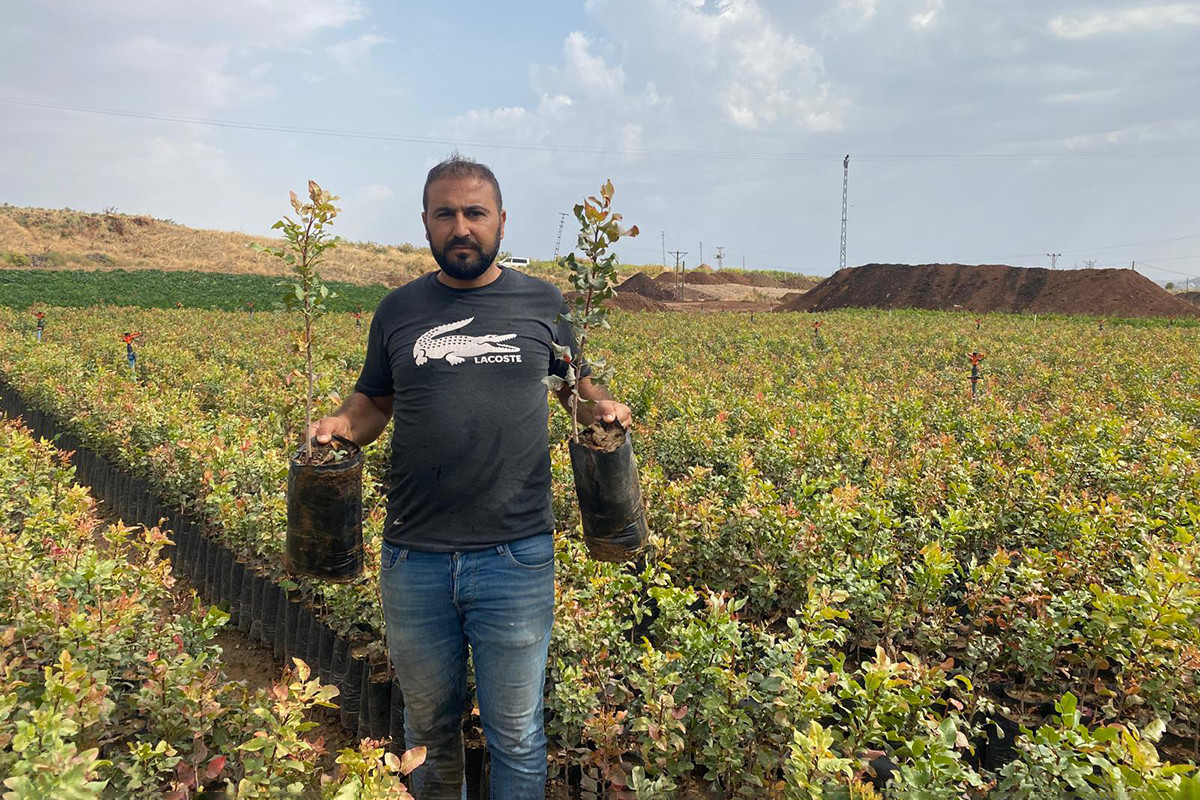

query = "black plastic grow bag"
(284, 436), (364, 582)
(568, 433), (649, 563)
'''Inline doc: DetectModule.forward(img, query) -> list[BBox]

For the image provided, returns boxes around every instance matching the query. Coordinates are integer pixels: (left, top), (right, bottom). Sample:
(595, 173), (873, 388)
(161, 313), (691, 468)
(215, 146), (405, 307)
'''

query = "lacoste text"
(474, 354), (523, 364)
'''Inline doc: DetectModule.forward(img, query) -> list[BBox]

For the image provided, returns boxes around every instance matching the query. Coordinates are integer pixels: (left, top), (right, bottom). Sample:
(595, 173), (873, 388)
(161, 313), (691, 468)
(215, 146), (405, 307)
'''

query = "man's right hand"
(306, 415), (354, 446)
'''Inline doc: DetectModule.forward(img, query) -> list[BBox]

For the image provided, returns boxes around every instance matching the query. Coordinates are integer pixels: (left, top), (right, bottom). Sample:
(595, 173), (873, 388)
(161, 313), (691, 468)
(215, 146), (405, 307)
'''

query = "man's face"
(423, 176), (505, 281)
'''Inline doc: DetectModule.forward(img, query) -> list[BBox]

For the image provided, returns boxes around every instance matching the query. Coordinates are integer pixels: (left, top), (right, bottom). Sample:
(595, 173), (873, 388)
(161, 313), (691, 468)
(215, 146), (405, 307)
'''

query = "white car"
(498, 256), (530, 268)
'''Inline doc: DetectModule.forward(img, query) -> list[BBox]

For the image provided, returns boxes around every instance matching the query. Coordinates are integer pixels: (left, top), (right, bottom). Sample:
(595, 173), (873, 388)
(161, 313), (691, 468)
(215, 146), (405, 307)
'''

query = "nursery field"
(2, 304), (1199, 798)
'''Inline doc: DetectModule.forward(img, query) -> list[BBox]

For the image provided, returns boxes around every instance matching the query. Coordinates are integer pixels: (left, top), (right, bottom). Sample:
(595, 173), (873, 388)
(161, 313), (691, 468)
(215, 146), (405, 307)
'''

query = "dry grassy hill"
(0, 205), (817, 294)
(0, 205), (437, 287)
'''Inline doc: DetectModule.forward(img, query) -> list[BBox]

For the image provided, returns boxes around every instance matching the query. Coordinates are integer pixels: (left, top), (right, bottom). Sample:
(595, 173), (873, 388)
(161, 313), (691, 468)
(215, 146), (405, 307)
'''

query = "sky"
(1, 0), (1199, 280)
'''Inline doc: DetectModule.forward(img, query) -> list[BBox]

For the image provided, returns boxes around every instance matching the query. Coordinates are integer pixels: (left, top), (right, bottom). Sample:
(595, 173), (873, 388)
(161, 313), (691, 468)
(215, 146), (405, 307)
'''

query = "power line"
(7, 97), (1200, 163)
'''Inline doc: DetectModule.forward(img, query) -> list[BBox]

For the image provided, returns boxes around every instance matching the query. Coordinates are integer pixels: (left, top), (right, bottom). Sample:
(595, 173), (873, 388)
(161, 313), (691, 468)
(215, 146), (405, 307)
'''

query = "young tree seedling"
(250, 180), (342, 463)
(544, 179), (639, 442)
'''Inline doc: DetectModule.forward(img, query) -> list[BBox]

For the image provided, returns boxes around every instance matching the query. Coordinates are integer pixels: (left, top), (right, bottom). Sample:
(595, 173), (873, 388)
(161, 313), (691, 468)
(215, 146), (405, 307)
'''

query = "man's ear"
(421, 211), (430, 243)
(499, 209), (506, 241)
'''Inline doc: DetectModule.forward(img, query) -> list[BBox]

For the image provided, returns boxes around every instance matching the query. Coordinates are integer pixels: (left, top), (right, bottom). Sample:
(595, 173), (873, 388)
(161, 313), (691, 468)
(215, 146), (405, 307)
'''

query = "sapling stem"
(553, 180), (639, 445)
(251, 180), (342, 464)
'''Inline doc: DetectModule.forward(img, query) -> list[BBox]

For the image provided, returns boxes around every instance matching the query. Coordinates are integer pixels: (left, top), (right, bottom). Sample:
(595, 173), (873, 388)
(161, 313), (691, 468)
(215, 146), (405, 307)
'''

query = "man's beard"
(431, 230), (501, 281)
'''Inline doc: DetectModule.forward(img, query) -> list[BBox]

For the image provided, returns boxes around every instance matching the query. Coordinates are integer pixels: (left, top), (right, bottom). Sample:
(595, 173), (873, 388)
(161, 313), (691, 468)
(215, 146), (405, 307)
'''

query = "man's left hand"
(595, 400), (633, 430)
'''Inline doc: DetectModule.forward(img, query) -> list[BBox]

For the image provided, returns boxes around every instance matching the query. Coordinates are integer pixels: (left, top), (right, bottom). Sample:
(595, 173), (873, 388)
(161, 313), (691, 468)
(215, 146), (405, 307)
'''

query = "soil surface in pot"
(577, 419), (627, 453)
(291, 437), (359, 467)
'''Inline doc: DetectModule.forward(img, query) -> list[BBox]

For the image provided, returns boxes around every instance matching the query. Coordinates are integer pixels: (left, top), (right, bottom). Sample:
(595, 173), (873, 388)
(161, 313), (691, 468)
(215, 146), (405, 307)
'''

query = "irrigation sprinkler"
(975, 317), (982, 332)
(247, 302), (255, 320)
(1098, 320), (1105, 332)
(33, 311), (44, 342)
(969, 351), (985, 399)
(354, 308), (363, 331)
(812, 320), (824, 349)
(121, 332), (142, 378)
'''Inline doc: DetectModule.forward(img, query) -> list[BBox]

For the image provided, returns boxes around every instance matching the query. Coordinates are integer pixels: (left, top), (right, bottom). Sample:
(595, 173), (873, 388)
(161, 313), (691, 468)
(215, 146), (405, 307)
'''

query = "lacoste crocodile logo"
(413, 317), (522, 366)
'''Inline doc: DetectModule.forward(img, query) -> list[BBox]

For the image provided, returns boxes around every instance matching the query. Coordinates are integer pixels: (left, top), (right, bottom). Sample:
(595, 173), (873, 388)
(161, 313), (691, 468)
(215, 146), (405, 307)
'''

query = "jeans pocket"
(380, 541), (408, 572)
(501, 534), (555, 570)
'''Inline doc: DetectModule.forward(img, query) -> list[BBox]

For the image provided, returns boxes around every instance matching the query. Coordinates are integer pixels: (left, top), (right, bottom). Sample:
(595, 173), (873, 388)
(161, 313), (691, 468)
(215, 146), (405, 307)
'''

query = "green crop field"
(1, 304), (1198, 798)
(0, 268), (392, 312)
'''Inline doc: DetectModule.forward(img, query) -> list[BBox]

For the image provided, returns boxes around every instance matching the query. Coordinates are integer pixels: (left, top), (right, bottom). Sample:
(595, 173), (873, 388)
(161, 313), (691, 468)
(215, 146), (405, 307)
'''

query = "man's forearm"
(335, 392), (392, 446)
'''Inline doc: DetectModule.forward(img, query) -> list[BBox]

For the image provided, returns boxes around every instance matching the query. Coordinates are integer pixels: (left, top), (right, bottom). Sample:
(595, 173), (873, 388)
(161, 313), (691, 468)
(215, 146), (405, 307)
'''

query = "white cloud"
(466, 0), (845, 145)
(1049, 4), (1200, 38)
(563, 32), (626, 95)
(359, 183), (395, 203)
(833, 0), (882, 24)
(327, 33), (389, 73)
(911, 0), (945, 30)
(648, 0), (846, 131)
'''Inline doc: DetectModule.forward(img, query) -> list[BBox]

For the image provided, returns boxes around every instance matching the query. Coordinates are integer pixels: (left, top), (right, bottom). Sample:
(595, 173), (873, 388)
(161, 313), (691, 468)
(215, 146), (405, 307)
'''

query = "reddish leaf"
(400, 746), (427, 775)
(204, 755), (227, 781)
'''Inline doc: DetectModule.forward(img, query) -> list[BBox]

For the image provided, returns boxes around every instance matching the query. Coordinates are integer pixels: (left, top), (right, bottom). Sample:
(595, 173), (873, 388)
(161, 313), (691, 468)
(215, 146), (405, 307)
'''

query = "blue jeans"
(380, 533), (555, 800)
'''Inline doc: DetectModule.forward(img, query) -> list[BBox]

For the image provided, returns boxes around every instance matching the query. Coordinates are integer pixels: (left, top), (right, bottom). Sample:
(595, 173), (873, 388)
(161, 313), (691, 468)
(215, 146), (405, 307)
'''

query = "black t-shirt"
(355, 268), (582, 551)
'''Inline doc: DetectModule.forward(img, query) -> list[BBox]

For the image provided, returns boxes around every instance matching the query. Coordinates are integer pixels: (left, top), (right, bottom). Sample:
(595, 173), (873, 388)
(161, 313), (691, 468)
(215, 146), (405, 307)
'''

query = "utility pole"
(553, 212), (568, 262)
(699, 241), (704, 267)
(1046, 252), (1061, 270)
(840, 154), (849, 271)
(715, 246), (725, 270)
(669, 250), (688, 300)
(661, 231), (666, 268)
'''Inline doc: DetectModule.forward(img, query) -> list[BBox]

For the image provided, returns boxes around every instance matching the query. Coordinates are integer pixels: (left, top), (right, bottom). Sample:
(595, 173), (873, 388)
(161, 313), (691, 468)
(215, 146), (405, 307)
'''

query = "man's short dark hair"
(422, 154), (503, 212)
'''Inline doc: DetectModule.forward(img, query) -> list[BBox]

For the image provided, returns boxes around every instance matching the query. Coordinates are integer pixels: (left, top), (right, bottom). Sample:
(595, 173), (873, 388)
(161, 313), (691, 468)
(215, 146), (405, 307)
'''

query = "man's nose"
(452, 213), (471, 238)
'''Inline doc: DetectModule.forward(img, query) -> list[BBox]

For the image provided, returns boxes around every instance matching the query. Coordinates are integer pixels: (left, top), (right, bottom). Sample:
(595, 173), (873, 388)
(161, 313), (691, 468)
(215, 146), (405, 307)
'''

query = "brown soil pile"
(607, 293), (668, 311)
(1178, 291), (1200, 306)
(775, 263), (1200, 318)
(783, 275), (820, 290)
(566, 290), (668, 311)
(740, 273), (785, 288)
(778, 291), (806, 305)
(683, 271), (727, 285)
(615, 272), (678, 301)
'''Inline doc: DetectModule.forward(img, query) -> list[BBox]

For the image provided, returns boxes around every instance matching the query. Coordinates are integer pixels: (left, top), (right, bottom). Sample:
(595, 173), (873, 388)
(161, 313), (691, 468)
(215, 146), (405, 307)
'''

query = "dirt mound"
(775, 263), (1200, 318)
(782, 275), (820, 290)
(1177, 291), (1200, 306)
(565, 290), (666, 311)
(608, 293), (667, 311)
(684, 271), (727, 285)
(740, 273), (785, 288)
(615, 272), (678, 301)
(777, 292), (806, 306)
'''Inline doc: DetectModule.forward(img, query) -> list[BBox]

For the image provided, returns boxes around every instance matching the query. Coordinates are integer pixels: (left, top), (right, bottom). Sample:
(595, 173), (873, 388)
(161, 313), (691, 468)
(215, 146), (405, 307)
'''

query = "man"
(308, 156), (631, 800)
